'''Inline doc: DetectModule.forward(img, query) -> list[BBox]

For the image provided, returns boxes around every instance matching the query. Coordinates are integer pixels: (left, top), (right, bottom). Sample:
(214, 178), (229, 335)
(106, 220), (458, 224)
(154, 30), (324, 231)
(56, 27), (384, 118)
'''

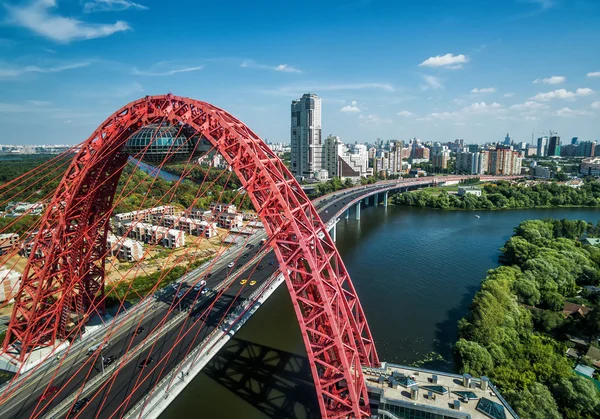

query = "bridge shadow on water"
(203, 337), (320, 419)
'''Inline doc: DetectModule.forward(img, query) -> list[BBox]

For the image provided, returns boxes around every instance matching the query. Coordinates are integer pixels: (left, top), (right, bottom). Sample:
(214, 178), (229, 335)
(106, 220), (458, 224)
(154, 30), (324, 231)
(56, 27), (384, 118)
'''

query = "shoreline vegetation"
(456, 219), (600, 419)
(391, 180), (600, 211)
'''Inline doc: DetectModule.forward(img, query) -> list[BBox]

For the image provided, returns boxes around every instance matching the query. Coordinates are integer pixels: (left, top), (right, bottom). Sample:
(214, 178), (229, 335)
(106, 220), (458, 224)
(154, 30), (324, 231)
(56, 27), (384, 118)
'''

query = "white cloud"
(555, 107), (593, 117)
(587, 72), (600, 78)
(462, 102), (502, 114)
(83, 0), (147, 13)
(359, 114), (392, 125)
(241, 60), (301, 73)
(592, 101), (600, 109)
(6, 0), (130, 43)
(510, 101), (548, 110)
(274, 64), (302, 73)
(132, 65), (204, 76)
(530, 88), (594, 101)
(419, 53), (468, 69)
(422, 75), (443, 90)
(503, 92), (515, 98)
(533, 76), (566, 84)
(0, 61), (91, 78)
(397, 111), (416, 117)
(454, 121), (466, 126)
(261, 83), (394, 96)
(341, 100), (361, 112)
(427, 112), (456, 120)
(471, 87), (497, 93)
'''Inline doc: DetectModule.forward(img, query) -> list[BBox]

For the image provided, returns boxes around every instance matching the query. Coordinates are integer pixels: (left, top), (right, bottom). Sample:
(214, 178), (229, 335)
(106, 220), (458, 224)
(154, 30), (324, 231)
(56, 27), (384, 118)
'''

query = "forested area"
(456, 219), (600, 418)
(392, 180), (600, 210)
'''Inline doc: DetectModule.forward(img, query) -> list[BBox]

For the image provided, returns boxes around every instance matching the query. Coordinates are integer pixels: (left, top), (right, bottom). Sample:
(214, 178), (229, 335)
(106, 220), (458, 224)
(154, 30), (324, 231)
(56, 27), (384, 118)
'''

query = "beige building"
(107, 233), (144, 262)
(0, 268), (20, 302)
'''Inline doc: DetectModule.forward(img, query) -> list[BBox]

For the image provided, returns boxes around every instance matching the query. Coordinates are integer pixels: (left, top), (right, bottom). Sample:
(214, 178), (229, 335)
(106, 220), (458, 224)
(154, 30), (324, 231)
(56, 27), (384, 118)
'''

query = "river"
(160, 205), (600, 418)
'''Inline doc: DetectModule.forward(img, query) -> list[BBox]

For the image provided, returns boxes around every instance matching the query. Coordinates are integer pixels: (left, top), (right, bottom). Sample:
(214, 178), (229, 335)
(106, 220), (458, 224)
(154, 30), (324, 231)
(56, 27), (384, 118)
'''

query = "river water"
(160, 205), (600, 418)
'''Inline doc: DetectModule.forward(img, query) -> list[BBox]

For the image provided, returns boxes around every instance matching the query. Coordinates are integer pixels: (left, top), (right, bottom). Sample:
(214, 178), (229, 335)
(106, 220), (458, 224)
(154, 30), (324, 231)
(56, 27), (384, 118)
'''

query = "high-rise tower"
(291, 93), (322, 179)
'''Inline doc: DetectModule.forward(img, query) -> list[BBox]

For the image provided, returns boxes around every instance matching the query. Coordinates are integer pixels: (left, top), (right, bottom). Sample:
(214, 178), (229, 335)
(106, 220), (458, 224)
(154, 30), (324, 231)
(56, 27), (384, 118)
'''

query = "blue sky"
(1, 0), (599, 145)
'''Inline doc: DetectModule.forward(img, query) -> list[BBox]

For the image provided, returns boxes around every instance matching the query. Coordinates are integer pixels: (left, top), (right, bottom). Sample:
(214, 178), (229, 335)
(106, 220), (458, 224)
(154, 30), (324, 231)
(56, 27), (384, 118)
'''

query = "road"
(0, 175), (500, 418)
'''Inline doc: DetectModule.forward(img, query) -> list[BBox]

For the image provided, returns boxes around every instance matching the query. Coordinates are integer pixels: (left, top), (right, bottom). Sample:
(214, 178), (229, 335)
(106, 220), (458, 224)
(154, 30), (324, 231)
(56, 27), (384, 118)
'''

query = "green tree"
(455, 339), (494, 375)
(504, 383), (561, 419)
(552, 375), (600, 419)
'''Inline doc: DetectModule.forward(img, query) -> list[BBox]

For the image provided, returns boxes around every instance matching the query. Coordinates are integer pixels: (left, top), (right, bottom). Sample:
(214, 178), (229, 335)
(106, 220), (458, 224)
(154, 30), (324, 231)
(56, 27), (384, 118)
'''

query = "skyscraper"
(548, 135), (561, 157)
(504, 133), (511, 145)
(537, 136), (548, 157)
(290, 93), (322, 179)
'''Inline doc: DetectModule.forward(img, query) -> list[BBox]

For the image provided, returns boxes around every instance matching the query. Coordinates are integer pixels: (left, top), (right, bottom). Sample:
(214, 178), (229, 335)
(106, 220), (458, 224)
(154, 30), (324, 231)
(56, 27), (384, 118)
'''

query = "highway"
(0, 175), (496, 418)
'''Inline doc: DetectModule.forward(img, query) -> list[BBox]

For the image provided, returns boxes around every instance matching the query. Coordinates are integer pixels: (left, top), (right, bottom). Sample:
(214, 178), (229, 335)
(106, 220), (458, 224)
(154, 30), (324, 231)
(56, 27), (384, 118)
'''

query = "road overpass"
(0, 175), (518, 419)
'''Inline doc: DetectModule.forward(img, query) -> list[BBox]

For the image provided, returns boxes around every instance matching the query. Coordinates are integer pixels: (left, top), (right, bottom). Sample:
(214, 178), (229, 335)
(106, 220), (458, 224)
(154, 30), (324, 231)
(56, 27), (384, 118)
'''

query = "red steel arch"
(3, 95), (378, 417)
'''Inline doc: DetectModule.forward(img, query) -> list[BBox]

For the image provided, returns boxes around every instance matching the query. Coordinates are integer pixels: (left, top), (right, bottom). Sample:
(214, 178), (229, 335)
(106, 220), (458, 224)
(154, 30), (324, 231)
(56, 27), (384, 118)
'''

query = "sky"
(0, 0), (599, 146)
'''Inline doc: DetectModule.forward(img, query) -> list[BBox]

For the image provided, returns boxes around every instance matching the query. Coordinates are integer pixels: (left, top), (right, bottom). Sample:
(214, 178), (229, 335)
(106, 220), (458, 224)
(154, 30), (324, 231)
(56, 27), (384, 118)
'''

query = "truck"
(260, 238), (266, 245)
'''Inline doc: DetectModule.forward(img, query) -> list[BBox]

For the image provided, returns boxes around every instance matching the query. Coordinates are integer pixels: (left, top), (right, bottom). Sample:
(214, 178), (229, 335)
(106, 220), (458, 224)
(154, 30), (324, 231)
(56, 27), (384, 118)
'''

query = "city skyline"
(0, 0), (599, 145)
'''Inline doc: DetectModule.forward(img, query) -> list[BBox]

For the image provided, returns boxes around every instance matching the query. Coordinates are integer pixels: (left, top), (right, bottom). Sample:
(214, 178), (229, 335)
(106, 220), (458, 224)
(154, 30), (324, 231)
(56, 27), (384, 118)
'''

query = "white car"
(227, 262), (235, 268)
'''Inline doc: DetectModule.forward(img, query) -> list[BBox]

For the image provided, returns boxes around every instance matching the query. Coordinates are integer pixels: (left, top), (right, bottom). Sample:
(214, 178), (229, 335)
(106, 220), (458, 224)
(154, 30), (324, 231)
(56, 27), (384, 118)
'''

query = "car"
(205, 273), (213, 278)
(103, 355), (116, 366)
(133, 327), (144, 336)
(248, 244), (255, 248)
(139, 357), (154, 368)
(39, 386), (58, 401)
(72, 397), (90, 413)
(227, 262), (234, 268)
(245, 243), (252, 248)
(243, 253), (249, 258)
(256, 264), (264, 270)
(201, 288), (209, 295)
(240, 279), (247, 285)
(249, 280), (256, 286)
(176, 291), (185, 298)
(269, 261), (274, 265)
(87, 341), (111, 355)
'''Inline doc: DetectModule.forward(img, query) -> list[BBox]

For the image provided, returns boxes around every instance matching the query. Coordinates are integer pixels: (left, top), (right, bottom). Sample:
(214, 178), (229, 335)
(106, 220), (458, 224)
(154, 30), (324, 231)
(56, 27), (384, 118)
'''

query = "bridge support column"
(384, 191), (388, 207)
(355, 202), (361, 220)
(329, 223), (337, 242)
(374, 193), (379, 206)
(363, 197), (368, 205)
(345, 208), (349, 219)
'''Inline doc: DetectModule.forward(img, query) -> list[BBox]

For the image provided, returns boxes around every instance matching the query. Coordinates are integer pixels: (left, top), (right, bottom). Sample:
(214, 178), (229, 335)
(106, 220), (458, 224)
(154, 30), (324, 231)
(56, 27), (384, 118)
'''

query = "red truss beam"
(2, 95), (379, 418)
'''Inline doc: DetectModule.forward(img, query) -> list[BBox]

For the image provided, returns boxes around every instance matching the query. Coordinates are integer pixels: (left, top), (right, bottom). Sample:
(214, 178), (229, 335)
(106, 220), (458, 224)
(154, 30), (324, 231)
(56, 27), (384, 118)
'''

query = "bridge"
(0, 95), (519, 419)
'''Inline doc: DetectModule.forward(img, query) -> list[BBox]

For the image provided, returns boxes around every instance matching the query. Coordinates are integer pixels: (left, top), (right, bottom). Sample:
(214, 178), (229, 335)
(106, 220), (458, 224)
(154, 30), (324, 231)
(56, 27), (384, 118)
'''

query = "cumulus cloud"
(504, 92), (515, 98)
(0, 61), (91, 78)
(241, 60), (301, 73)
(510, 101), (548, 110)
(358, 114), (392, 125)
(397, 111), (416, 117)
(419, 53), (468, 69)
(533, 76), (566, 84)
(422, 75), (443, 90)
(592, 102), (600, 110)
(471, 87), (497, 93)
(555, 107), (593, 117)
(5, 0), (130, 42)
(83, 0), (147, 13)
(530, 88), (594, 101)
(462, 102), (502, 114)
(587, 71), (600, 78)
(341, 100), (361, 112)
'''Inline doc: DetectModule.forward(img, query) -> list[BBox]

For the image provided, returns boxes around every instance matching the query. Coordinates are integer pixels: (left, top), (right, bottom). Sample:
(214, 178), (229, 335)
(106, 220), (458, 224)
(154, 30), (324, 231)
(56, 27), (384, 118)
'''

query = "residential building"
(215, 212), (243, 229)
(106, 233), (144, 262)
(458, 186), (482, 197)
(489, 147), (522, 176)
(532, 165), (552, 179)
(364, 363), (518, 419)
(114, 206), (175, 224)
(5, 202), (44, 217)
(209, 203), (237, 214)
(580, 157), (600, 176)
(578, 141), (596, 157)
(0, 268), (20, 302)
(0, 233), (18, 252)
(158, 215), (217, 238)
(290, 93), (322, 179)
(323, 135), (369, 179)
(119, 222), (184, 248)
(431, 149), (450, 170)
(537, 136), (548, 157)
(548, 135), (561, 157)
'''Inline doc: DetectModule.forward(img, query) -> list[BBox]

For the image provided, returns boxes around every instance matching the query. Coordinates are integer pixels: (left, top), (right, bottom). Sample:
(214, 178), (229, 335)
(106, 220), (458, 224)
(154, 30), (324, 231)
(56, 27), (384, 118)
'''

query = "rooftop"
(363, 363), (518, 419)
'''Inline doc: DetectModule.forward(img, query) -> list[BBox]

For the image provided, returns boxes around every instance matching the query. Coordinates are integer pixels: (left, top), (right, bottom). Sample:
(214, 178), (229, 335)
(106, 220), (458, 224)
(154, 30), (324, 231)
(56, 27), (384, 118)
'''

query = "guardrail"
(122, 273), (286, 419)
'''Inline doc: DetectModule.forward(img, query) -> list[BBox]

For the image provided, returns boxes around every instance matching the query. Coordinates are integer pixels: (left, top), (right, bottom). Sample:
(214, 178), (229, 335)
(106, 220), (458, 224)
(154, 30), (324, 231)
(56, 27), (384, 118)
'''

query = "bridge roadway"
(0, 175), (509, 418)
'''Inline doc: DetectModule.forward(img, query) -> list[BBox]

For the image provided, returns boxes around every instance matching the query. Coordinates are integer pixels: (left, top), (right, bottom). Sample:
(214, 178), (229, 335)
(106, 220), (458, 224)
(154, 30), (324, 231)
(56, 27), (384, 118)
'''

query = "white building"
(114, 206), (175, 224)
(119, 222), (185, 248)
(107, 233), (144, 262)
(457, 186), (482, 197)
(0, 233), (18, 252)
(456, 151), (488, 175)
(322, 135), (369, 180)
(5, 202), (44, 216)
(291, 93), (322, 179)
(0, 268), (20, 302)
(580, 157), (600, 176)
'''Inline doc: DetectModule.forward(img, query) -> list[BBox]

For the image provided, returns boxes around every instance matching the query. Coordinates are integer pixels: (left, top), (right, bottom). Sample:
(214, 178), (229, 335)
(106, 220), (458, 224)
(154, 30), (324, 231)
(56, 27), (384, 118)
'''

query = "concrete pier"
(355, 202), (361, 220)
(384, 191), (388, 207)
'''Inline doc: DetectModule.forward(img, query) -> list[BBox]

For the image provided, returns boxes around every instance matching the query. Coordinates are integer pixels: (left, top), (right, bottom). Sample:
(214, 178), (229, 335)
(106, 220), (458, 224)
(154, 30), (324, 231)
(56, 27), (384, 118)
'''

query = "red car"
(39, 386), (58, 401)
